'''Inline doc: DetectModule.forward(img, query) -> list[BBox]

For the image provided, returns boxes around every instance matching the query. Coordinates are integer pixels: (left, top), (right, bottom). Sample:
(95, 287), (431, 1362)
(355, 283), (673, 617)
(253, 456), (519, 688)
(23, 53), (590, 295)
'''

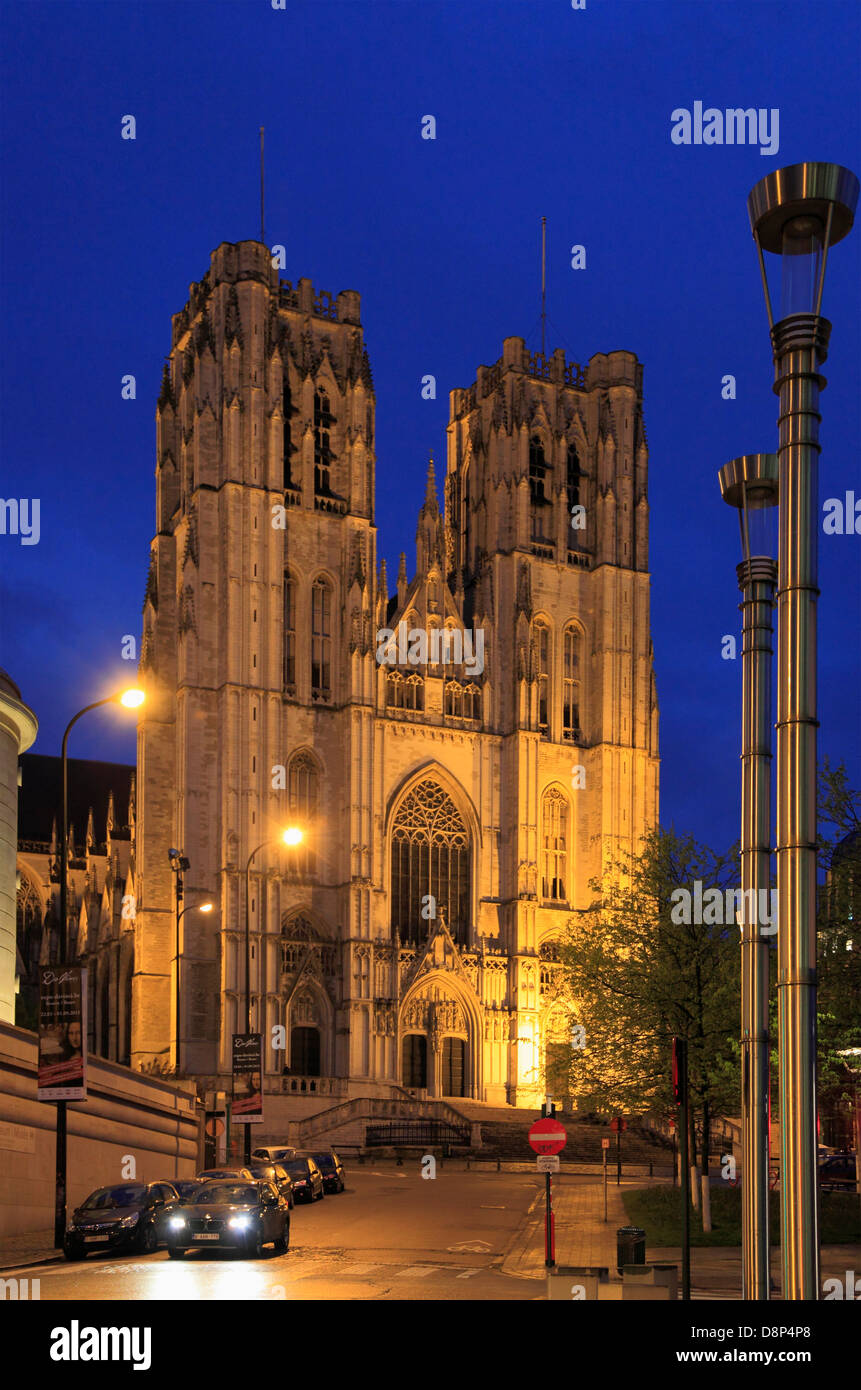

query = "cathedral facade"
(133, 239), (659, 1114)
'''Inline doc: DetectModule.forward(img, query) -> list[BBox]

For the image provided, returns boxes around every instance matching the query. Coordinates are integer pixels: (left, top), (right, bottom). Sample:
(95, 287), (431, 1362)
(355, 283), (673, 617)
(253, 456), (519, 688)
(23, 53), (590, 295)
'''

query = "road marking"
(455, 1267), (483, 1279)
(393, 1265), (444, 1277)
(479, 1205), (506, 1209)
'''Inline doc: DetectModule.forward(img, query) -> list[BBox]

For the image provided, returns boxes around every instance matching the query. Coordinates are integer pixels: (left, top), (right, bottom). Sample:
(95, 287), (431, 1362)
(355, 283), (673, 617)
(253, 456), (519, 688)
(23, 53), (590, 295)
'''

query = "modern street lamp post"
(747, 161), (859, 1299)
(719, 453), (779, 1300)
(54, 687), (145, 1248)
(242, 825), (303, 1162)
(168, 845), (213, 1076)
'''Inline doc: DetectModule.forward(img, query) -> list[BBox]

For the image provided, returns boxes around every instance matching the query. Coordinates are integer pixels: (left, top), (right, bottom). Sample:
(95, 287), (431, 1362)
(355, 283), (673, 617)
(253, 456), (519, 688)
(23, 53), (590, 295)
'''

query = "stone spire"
(416, 454), (444, 575)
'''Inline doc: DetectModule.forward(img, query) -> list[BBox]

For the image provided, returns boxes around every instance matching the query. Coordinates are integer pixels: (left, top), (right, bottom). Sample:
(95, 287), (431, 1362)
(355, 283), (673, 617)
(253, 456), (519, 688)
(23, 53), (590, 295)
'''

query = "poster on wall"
(37, 966), (87, 1101)
(232, 1033), (263, 1124)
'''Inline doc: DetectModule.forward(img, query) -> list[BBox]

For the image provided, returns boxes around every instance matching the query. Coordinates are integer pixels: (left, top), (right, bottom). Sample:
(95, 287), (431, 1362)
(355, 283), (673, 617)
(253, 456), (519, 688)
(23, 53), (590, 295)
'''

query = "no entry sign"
(528, 1117), (567, 1155)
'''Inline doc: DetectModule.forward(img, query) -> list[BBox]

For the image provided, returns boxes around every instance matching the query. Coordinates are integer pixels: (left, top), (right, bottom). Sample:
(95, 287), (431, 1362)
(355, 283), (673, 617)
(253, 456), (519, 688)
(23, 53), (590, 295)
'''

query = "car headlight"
(228, 1214), (252, 1230)
(169, 1215), (187, 1229)
(118, 1214), (140, 1228)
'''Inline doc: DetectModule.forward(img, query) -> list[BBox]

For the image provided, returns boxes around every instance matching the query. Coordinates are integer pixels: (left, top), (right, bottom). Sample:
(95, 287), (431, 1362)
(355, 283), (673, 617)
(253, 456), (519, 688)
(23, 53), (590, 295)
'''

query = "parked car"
(819, 1154), (858, 1193)
(196, 1167), (255, 1182)
(283, 1157), (325, 1202)
(169, 1179), (209, 1204)
(295, 1148), (346, 1194)
(251, 1145), (295, 1164)
(63, 1181), (180, 1260)
(248, 1163), (295, 1208)
(166, 1180), (289, 1258)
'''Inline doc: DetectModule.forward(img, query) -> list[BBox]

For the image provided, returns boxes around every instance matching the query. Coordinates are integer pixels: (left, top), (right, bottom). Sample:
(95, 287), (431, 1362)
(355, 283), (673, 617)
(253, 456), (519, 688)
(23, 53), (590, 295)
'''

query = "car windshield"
(249, 1167), (274, 1179)
(173, 1182), (201, 1198)
(284, 1162), (309, 1178)
(195, 1183), (258, 1205)
(312, 1154), (335, 1169)
(81, 1185), (148, 1211)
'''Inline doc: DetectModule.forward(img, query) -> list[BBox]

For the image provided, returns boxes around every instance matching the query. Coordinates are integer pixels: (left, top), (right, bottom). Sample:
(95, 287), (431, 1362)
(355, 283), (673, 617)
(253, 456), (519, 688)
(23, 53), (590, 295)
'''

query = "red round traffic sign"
(528, 1117), (567, 1155)
(609, 1116), (628, 1133)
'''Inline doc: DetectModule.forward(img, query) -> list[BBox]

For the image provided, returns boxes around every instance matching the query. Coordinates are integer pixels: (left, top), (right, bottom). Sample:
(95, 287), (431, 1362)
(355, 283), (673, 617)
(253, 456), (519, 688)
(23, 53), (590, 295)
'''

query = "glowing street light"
(54, 683), (146, 1248)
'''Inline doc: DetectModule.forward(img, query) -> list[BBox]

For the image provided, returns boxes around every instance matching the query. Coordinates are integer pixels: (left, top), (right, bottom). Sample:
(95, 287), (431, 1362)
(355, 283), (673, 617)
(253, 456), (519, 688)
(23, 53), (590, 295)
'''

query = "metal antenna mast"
(540, 216), (547, 356)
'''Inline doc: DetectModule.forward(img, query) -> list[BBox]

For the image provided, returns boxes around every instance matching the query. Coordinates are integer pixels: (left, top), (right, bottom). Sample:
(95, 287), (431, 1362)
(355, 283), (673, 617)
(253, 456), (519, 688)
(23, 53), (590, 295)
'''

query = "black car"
(167, 1179), (209, 1207)
(283, 1157), (325, 1202)
(64, 1181), (180, 1260)
(196, 1167), (255, 1181)
(295, 1148), (346, 1194)
(819, 1154), (858, 1193)
(166, 1180), (290, 1258)
(248, 1163), (295, 1208)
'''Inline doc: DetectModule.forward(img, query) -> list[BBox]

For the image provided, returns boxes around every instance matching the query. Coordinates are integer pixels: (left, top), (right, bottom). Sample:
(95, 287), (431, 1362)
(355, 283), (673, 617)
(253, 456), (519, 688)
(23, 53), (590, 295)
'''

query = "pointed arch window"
(566, 446), (581, 511)
(314, 389), (335, 494)
(287, 752), (318, 875)
(541, 788), (569, 902)
(533, 620), (551, 733)
(390, 779), (471, 945)
(283, 572), (296, 693)
(529, 435), (550, 542)
(311, 577), (332, 700)
(563, 625), (583, 740)
(283, 371), (295, 489)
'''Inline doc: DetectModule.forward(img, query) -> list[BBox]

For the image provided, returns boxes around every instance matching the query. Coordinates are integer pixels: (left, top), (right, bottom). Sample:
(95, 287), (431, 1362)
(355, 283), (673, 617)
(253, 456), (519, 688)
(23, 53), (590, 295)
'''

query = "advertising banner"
(38, 966), (87, 1101)
(232, 1033), (263, 1124)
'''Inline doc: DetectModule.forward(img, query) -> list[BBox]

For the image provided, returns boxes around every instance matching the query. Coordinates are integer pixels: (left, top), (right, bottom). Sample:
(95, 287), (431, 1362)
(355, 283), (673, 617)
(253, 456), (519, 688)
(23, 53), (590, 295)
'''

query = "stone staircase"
(290, 1094), (479, 1149)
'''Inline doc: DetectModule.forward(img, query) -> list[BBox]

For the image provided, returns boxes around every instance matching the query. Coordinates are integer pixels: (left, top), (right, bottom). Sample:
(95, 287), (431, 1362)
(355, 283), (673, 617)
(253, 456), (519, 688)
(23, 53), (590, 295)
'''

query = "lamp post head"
(747, 162), (858, 323)
(198, 902), (214, 913)
(719, 453), (779, 570)
(119, 687), (146, 709)
(282, 826), (303, 847)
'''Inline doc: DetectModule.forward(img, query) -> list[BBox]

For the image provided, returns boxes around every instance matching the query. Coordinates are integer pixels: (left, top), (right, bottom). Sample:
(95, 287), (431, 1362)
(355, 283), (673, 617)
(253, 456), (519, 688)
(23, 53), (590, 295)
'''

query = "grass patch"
(621, 1186), (861, 1247)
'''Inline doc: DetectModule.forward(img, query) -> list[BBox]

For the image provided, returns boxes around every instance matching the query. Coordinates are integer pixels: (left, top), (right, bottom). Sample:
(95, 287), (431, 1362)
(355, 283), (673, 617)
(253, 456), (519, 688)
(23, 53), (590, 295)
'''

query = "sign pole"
(674, 1037), (691, 1300)
(616, 1125), (621, 1186)
(603, 1144), (608, 1222)
(545, 1171), (555, 1268)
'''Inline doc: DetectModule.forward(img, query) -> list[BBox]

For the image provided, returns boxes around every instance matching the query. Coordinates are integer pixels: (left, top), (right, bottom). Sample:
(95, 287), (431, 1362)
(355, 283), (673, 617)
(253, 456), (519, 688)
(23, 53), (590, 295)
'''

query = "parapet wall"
(0, 1022), (201, 1237)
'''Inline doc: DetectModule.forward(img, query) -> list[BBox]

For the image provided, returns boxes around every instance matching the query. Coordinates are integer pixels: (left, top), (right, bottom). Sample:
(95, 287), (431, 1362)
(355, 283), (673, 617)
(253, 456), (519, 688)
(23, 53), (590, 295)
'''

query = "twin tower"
(133, 239), (658, 1113)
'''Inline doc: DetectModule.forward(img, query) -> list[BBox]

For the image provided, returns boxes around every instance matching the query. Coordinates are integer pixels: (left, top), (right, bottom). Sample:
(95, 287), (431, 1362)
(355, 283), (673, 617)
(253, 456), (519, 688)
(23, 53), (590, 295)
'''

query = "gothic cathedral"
(134, 239), (659, 1115)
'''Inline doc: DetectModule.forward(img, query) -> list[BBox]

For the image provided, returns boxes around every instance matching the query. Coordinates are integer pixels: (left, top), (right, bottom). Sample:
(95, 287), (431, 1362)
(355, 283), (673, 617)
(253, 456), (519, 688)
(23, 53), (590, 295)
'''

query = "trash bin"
(616, 1226), (646, 1273)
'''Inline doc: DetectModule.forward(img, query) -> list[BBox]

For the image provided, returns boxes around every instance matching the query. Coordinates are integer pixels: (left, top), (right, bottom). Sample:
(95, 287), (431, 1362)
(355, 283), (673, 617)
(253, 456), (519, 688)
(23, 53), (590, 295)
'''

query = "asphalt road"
(13, 1168), (544, 1301)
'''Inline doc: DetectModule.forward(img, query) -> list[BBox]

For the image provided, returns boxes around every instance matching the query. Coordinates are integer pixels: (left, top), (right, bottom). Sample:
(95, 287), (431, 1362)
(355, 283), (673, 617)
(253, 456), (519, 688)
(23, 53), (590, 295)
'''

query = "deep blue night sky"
(2, 0), (859, 856)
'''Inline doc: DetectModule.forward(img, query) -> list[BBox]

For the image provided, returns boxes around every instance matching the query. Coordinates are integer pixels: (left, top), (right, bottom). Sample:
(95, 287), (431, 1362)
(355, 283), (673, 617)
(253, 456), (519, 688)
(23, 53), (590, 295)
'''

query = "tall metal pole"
(738, 544), (777, 1299)
(54, 698), (111, 1248)
(772, 312), (829, 1299)
(175, 865), (183, 1072)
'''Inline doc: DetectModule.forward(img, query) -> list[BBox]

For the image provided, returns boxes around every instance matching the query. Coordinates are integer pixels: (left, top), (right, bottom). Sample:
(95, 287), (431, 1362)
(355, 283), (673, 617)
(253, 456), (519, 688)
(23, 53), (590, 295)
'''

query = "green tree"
(552, 826), (741, 1207)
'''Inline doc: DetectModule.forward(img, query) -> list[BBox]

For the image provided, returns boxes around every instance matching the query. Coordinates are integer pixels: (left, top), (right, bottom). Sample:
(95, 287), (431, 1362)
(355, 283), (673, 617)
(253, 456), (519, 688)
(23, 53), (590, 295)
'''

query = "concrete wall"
(0, 1021), (201, 1237)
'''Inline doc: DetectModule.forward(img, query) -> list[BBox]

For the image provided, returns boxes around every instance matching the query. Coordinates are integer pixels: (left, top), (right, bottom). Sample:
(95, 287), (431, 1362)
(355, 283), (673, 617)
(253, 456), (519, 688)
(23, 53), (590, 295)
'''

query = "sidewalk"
(0, 1229), (63, 1273)
(501, 1174), (861, 1299)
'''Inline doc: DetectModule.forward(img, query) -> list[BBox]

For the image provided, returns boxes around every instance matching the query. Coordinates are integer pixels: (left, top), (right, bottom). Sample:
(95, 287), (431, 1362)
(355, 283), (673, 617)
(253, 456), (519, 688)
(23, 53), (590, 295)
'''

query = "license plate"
(192, 1232), (220, 1241)
(84, 1235), (106, 1243)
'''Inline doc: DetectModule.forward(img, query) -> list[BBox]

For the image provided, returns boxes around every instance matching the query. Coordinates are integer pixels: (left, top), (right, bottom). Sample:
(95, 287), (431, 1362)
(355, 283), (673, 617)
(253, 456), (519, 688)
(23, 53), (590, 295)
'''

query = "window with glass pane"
(563, 626), (582, 738)
(314, 390), (334, 494)
(288, 752), (318, 875)
(311, 579), (332, 698)
(390, 780), (470, 944)
(530, 435), (549, 541)
(535, 623), (550, 731)
(566, 446), (580, 510)
(283, 574), (296, 690)
(283, 374), (294, 488)
(541, 789), (568, 901)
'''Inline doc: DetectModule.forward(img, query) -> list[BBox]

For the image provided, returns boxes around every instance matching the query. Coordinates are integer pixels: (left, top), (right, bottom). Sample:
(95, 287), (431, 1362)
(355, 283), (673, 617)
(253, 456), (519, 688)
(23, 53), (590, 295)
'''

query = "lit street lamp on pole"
(167, 846), (213, 1076)
(242, 825), (303, 1163)
(747, 161), (859, 1299)
(54, 685), (145, 1248)
(719, 452), (778, 1301)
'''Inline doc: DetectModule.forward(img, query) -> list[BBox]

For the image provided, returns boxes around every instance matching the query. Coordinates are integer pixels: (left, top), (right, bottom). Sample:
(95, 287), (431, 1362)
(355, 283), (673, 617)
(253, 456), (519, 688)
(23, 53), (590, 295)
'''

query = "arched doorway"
(401, 1034), (427, 1088)
(291, 1025), (320, 1077)
(441, 1037), (466, 1097)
